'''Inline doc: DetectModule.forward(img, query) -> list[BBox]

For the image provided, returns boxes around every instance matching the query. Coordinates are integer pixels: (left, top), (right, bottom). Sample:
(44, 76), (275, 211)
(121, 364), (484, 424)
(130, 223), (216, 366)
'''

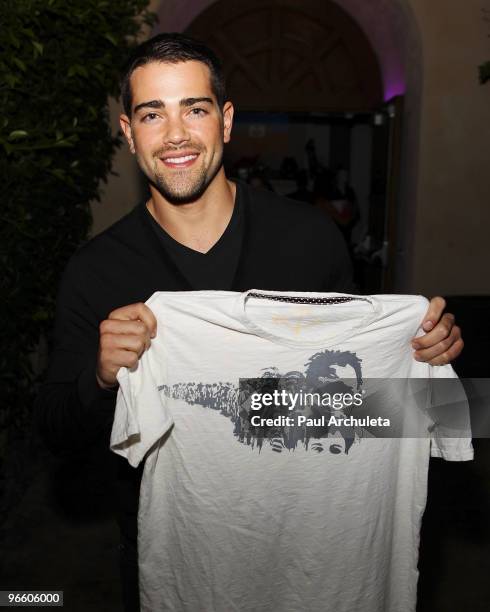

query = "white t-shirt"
(110, 290), (473, 612)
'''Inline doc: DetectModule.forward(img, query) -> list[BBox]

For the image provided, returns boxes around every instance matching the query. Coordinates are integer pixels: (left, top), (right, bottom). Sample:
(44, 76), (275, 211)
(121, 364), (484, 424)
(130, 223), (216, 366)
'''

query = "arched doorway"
(154, 0), (422, 292)
(185, 0), (383, 112)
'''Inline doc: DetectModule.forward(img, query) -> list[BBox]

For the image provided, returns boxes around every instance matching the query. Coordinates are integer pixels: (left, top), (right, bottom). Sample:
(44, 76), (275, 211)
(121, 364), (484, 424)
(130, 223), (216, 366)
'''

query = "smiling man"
(127, 64), (228, 203)
(116, 58), (236, 262)
(37, 33), (463, 612)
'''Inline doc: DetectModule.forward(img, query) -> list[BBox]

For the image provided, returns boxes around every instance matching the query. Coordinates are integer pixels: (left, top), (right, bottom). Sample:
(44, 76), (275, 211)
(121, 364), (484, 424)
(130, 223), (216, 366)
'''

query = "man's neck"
(147, 170), (236, 254)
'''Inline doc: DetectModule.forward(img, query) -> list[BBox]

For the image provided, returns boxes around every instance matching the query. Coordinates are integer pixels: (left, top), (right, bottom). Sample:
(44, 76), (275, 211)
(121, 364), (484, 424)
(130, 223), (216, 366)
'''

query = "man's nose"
(165, 114), (190, 146)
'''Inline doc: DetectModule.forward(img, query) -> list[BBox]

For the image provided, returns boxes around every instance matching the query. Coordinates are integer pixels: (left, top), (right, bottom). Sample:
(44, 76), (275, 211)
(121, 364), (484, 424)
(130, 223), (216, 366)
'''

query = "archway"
(155, 0), (421, 103)
(185, 0), (383, 111)
(154, 0), (423, 291)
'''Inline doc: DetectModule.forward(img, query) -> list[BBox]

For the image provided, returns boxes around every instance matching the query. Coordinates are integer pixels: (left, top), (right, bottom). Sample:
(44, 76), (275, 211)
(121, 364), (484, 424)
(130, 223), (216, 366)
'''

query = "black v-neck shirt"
(144, 184), (244, 290)
(36, 180), (354, 552)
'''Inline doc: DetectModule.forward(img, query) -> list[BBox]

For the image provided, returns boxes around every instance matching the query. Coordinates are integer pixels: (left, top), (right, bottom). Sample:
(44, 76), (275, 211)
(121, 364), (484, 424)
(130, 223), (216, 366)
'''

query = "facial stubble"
(146, 143), (224, 205)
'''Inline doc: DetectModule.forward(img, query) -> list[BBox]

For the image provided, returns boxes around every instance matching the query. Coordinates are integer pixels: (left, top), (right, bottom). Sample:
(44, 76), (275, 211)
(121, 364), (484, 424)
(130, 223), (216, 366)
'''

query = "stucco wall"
(91, 0), (490, 295)
(408, 0), (490, 295)
(90, 98), (143, 231)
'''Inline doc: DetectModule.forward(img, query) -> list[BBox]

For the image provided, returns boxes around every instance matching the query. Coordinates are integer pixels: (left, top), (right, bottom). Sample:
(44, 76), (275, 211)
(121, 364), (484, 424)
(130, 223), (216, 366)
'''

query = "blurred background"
(2, 0), (490, 610)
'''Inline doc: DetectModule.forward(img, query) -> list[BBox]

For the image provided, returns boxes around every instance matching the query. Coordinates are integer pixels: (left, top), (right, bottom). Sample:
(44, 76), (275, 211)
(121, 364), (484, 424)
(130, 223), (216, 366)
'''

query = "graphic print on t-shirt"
(110, 291), (473, 612)
(161, 348), (365, 455)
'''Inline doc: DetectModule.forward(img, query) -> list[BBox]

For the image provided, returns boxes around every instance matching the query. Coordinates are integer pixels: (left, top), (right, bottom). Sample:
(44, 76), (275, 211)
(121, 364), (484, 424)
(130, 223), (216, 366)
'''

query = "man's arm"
(35, 257), (112, 453)
(35, 257), (156, 453)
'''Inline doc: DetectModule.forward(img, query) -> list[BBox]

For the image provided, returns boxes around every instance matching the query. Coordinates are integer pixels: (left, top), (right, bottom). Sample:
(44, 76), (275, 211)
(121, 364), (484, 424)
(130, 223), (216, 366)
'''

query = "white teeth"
(164, 155), (198, 164)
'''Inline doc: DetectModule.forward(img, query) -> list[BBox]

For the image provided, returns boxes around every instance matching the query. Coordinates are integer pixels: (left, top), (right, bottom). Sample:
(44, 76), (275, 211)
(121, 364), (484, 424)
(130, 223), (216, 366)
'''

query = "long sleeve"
(34, 254), (117, 453)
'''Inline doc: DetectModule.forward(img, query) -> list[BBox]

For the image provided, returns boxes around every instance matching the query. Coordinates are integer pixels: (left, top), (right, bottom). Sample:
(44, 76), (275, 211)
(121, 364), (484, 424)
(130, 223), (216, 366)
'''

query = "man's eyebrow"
(180, 97), (213, 107)
(133, 99), (164, 114)
(133, 97), (214, 115)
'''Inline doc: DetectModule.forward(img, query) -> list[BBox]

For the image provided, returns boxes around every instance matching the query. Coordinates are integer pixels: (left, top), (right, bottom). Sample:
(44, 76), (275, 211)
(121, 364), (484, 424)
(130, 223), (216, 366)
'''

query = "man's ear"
(119, 114), (135, 154)
(222, 101), (234, 144)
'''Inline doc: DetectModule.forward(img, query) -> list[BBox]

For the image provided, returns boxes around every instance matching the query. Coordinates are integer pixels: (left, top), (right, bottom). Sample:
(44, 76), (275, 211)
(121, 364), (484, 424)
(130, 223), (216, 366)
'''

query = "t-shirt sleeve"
(428, 364), (474, 461)
(110, 341), (174, 468)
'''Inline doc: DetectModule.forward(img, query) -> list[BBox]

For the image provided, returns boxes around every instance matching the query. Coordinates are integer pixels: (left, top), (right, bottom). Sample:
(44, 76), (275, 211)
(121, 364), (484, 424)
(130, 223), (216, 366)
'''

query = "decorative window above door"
(186, 0), (384, 112)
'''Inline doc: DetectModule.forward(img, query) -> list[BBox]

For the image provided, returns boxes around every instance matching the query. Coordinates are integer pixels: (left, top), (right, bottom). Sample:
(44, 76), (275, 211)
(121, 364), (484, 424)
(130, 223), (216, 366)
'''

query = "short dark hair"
(120, 32), (227, 116)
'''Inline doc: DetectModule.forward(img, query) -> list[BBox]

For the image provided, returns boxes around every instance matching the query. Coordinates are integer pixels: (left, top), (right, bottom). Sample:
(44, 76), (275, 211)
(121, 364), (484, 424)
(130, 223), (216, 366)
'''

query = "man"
(36, 33), (463, 611)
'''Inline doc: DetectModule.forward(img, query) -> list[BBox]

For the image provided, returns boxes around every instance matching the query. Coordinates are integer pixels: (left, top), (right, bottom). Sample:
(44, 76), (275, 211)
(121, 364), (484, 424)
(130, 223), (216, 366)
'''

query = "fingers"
(96, 348), (141, 388)
(100, 319), (152, 351)
(412, 312), (455, 350)
(420, 296), (446, 332)
(102, 348), (141, 370)
(99, 327), (149, 356)
(97, 302), (157, 388)
(427, 337), (464, 366)
(109, 302), (157, 338)
(413, 320), (463, 365)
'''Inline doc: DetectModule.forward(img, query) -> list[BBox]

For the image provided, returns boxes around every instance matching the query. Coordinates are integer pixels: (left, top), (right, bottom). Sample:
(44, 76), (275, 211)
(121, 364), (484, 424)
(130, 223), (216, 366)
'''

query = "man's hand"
(411, 297), (463, 365)
(96, 302), (157, 389)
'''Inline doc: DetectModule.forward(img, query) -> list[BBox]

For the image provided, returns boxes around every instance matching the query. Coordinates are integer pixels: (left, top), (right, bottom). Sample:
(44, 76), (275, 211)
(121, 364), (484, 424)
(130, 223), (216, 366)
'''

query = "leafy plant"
(0, 0), (156, 493)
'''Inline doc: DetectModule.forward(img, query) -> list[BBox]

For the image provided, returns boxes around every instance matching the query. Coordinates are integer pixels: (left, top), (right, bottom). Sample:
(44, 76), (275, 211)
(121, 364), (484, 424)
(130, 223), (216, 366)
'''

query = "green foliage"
(0, 1), (156, 454)
(479, 61), (490, 84)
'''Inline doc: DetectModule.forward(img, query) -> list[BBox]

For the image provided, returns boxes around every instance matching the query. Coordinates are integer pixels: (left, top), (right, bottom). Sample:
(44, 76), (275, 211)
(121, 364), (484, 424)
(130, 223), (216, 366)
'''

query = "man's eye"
(143, 113), (158, 122)
(190, 108), (207, 116)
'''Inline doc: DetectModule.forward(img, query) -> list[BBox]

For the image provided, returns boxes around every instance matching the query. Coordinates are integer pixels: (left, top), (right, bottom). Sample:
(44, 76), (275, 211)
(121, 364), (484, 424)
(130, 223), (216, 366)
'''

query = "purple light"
(384, 78), (406, 101)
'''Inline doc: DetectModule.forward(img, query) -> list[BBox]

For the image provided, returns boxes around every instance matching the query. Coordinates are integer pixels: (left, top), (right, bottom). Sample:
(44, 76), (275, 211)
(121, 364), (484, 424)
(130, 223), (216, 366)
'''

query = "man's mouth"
(159, 152), (200, 169)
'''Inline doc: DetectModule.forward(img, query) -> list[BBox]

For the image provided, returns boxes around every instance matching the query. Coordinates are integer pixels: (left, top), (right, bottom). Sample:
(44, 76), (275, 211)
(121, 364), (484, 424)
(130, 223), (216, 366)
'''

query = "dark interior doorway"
(186, 0), (402, 293)
(224, 98), (403, 293)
